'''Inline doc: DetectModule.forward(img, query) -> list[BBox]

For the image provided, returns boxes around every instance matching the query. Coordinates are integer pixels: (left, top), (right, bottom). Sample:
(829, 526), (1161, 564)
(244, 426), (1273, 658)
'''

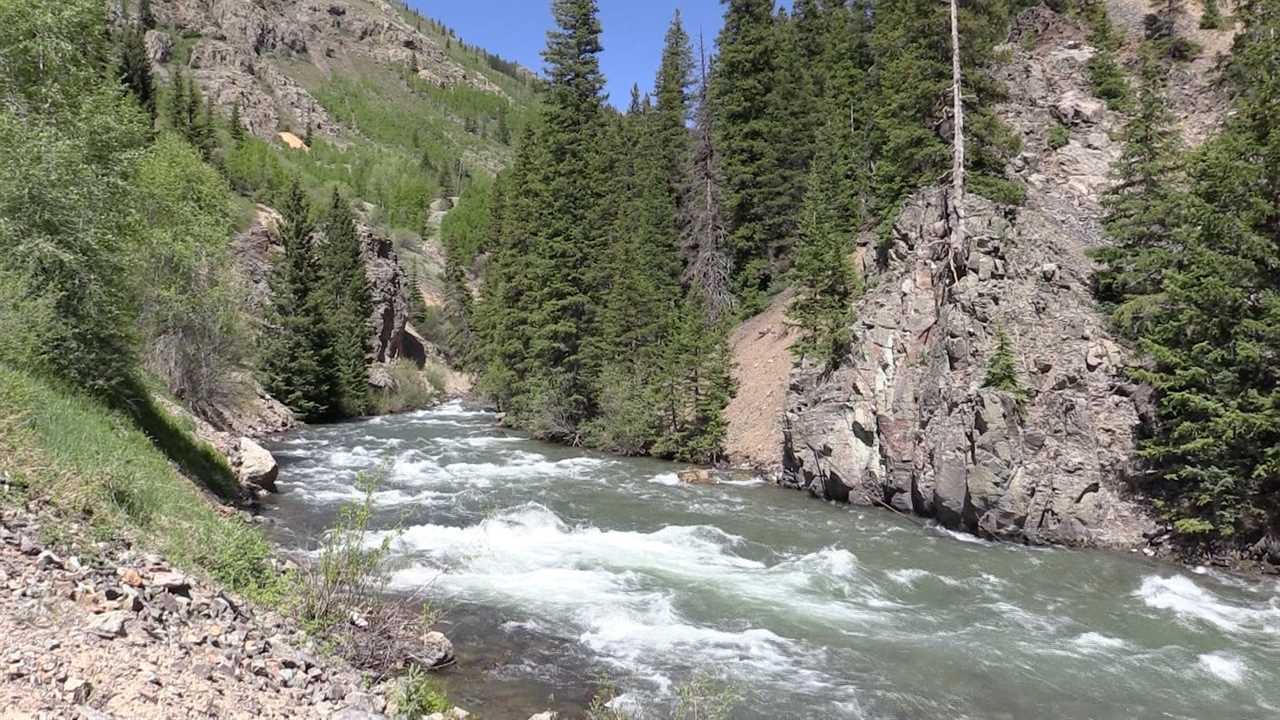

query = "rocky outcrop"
(781, 8), (1158, 548)
(354, 210), (412, 365)
(147, 0), (512, 141)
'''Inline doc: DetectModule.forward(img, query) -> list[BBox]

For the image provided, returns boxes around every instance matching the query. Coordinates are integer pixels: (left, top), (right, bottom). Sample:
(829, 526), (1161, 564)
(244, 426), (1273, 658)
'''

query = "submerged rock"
(678, 469), (716, 485)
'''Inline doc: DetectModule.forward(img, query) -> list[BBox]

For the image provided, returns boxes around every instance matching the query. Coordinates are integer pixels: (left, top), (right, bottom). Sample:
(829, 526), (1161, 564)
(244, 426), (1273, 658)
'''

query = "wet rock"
(677, 469), (715, 485)
(414, 631), (455, 669)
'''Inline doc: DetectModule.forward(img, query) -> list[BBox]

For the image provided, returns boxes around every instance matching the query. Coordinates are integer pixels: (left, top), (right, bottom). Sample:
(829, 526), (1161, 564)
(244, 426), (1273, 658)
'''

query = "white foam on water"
(647, 472), (682, 486)
(1072, 632), (1128, 652)
(1136, 575), (1280, 634)
(1198, 652), (1246, 685)
(719, 478), (769, 487)
(927, 523), (993, 546)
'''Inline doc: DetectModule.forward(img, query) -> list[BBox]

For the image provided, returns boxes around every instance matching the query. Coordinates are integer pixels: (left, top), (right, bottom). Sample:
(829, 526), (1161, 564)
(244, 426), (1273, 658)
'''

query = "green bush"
(970, 174), (1027, 207)
(1048, 124), (1071, 150)
(294, 474), (394, 630)
(393, 665), (450, 719)
(372, 359), (442, 415)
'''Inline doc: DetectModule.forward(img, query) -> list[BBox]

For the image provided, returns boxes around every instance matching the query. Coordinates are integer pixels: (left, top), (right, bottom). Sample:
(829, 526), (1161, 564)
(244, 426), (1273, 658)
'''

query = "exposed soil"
(723, 290), (795, 473)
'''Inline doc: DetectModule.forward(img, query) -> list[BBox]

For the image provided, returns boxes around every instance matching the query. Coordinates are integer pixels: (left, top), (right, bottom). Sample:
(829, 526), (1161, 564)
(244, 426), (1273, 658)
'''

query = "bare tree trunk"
(950, 0), (966, 265)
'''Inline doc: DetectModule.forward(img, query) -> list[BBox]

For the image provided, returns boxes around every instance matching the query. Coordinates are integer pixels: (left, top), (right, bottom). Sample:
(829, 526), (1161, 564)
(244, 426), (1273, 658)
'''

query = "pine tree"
(229, 102), (245, 142)
(1094, 48), (1185, 331)
(711, 0), (792, 310)
(168, 66), (187, 134)
(680, 41), (735, 321)
(787, 127), (860, 367)
(518, 0), (609, 436)
(495, 105), (511, 145)
(139, 0), (156, 31)
(259, 181), (338, 421)
(983, 327), (1027, 402)
(118, 25), (156, 124)
(1200, 0), (1223, 28)
(318, 190), (373, 418)
(1114, 0), (1280, 539)
(653, 11), (694, 206)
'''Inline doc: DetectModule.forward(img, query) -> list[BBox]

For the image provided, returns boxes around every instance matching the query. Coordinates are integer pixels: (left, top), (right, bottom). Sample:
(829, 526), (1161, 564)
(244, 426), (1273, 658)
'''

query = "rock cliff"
(145, 0), (512, 142)
(781, 7), (1170, 548)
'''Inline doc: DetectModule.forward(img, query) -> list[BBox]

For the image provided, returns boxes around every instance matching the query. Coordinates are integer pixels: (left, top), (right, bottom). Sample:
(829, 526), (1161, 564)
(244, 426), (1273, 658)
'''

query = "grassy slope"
(0, 368), (280, 600)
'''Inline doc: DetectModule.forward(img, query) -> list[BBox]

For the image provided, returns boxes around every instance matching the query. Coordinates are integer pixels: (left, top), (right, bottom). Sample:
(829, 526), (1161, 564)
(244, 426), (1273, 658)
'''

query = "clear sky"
(410, 1), (788, 108)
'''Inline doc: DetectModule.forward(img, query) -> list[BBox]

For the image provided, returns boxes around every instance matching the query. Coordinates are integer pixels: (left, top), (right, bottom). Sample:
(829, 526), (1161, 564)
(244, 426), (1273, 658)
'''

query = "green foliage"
(258, 182), (340, 421)
(1094, 1), (1280, 541)
(983, 328), (1028, 405)
(371, 360), (444, 416)
(393, 665), (451, 718)
(118, 25), (156, 124)
(1048, 124), (1071, 150)
(1200, 0), (1223, 28)
(674, 673), (740, 720)
(0, 368), (281, 601)
(788, 131), (861, 367)
(294, 474), (394, 630)
(1081, 3), (1131, 110)
(131, 133), (246, 411)
(318, 191), (374, 417)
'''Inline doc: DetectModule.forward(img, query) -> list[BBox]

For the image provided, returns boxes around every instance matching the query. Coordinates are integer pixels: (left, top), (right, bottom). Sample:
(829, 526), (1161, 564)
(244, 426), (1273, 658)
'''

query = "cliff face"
(781, 7), (1164, 548)
(145, 0), (510, 142)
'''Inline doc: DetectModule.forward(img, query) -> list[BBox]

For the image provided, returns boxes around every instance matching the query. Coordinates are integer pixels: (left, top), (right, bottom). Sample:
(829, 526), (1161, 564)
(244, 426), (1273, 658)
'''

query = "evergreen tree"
(229, 102), (245, 142)
(118, 25), (156, 125)
(653, 11), (694, 207)
(680, 45), (735, 321)
(1106, 0), (1280, 539)
(787, 127), (861, 367)
(1094, 48), (1185, 330)
(139, 0), (156, 31)
(318, 191), (373, 418)
(517, 0), (609, 435)
(983, 327), (1027, 405)
(711, 0), (791, 310)
(168, 66), (187, 134)
(1200, 0), (1223, 28)
(259, 182), (337, 421)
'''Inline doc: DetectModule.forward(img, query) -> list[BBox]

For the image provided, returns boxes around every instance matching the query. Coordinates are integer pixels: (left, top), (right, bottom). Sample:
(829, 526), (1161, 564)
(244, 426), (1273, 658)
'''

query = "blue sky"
(411, 1), (786, 107)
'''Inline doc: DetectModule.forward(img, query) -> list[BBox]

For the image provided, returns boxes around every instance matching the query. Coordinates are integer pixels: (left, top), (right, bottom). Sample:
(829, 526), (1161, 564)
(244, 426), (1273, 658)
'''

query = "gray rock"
(782, 183), (1152, 549)
(88, 611), (128, 639)
(237, 437), (279, 493)
(413, 631), (455, 669)
(332, 710), (388, 720)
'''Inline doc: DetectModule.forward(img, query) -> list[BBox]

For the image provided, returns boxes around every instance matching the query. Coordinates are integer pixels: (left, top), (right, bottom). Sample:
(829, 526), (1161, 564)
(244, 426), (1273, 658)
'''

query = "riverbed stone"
(238, 437), (280, 493)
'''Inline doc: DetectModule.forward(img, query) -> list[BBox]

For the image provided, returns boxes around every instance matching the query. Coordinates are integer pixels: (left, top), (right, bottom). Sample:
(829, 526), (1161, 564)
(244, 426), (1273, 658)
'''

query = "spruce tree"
(653, 11), (694, 207)
(519, 0), (609, 435)
(229, 102), (245, 142)
(168, 67), (187, 134)
(680, 46), (735, 321)
(259, 182), (337, 422)
(1114, 0), (1280, 539)
(118, 25), (156, 124)
(318, 191), (373, 418)
(139, 0), (156, 31)
(787, 127), (860, 367)
(1200, 0), (1223, 29)
(1094, 48), (1185, 331)
(711, 0), (790, 310)
(983, 327), (1027, 405)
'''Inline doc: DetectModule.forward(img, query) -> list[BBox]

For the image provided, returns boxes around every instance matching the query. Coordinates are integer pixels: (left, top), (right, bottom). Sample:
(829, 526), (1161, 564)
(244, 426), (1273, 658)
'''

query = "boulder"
(1052, 92), (1105, 126)
(88, 611), (128, 639)
(237, 437), (279, 493)
(678, 469), (715, 485)
(413, 631), (455, 669)
(144, 30), (173, 64)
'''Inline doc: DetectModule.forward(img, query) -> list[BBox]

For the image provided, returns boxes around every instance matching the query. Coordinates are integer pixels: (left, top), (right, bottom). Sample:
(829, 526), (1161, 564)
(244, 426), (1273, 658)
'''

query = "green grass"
(0, 367), (284, 602)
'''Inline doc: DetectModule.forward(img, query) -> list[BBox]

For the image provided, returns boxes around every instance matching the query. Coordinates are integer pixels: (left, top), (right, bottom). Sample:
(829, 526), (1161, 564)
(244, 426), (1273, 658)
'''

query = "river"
(263, 402), (1280, 720)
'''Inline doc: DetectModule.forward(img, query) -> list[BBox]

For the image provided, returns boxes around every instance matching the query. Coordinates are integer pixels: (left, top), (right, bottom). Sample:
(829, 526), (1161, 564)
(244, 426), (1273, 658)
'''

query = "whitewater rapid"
(265, 402), (1280, 719)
